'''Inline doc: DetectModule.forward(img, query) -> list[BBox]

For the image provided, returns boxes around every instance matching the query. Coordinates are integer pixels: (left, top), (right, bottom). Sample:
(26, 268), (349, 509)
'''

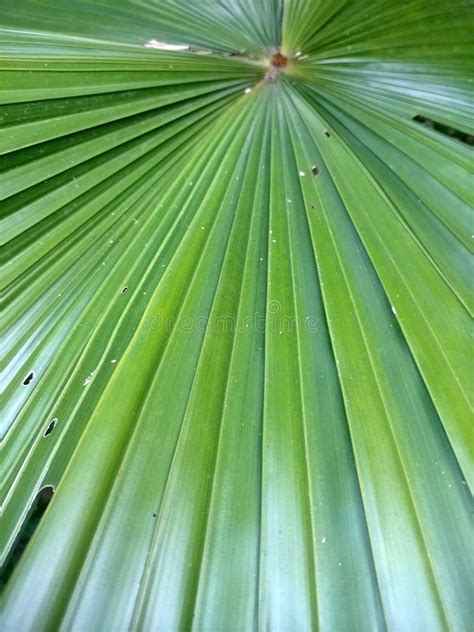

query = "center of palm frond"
(266, 51), (288, 80)
(270, 52), (287, 68)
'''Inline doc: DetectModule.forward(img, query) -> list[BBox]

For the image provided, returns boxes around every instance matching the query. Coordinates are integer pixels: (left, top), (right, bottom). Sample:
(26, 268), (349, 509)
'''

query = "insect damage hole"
(121, 286), (128, 294)
(324, 131), (331, 138)
(412, 115), (473, 145)
(311, 166), (319, 176)
(0, 485), (55, 586)
(22, 371), (35, 386)
(44, 418), (58, 437)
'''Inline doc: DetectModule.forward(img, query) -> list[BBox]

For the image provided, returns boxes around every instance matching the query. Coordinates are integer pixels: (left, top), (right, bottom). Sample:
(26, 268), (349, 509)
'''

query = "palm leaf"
(1, 1), (472, 630)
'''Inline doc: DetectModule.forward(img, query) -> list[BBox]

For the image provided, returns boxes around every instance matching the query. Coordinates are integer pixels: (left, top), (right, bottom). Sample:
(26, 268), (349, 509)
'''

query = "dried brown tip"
(270, 52), (287, 68)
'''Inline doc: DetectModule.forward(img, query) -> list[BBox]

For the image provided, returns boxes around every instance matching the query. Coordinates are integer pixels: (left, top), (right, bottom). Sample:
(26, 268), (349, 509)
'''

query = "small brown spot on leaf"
(270, 52), (287, 68)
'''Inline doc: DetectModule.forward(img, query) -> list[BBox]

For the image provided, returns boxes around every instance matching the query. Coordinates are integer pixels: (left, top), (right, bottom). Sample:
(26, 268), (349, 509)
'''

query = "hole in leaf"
(324, 131), (331, 138)
(412, 115), (473, 145)
(0, 486), (55, 588)
(121, 286), (128, 294)
(44, 418), (58, 437)
(311, 166), (319, 176)
(22, 371), (35, 386)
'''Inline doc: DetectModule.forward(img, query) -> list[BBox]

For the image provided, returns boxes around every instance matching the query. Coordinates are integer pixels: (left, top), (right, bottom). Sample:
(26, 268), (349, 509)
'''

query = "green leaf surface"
(1, 1), (473, 631)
